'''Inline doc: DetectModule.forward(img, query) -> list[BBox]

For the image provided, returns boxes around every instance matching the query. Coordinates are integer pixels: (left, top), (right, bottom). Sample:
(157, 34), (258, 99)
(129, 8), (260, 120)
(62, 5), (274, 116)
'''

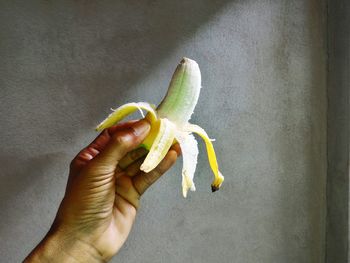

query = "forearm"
(24, 229), (105, 263)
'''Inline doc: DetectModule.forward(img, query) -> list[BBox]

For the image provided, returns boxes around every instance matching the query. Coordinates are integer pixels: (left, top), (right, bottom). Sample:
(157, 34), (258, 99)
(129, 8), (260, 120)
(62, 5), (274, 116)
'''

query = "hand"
(25, 120), (180, 262)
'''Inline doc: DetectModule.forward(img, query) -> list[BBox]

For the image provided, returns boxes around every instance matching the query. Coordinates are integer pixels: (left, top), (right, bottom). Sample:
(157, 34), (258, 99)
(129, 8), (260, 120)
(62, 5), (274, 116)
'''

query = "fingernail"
(132, 120), (151, 136)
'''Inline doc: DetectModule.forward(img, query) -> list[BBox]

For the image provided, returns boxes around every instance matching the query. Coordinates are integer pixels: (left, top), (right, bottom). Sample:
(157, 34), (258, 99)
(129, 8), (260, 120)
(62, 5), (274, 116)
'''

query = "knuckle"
(113, 132), (133, 149)
(69, 158), (80, 170)
(130, 148), (145, 161)
(130, 150), (139, 161)
(133, 180), (143, 196)
(143, 175), (153, 187)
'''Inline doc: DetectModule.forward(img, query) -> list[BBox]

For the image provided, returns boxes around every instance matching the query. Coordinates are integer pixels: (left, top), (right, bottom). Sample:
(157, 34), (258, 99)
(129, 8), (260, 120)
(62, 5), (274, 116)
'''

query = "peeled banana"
(96, 58), (224, 197)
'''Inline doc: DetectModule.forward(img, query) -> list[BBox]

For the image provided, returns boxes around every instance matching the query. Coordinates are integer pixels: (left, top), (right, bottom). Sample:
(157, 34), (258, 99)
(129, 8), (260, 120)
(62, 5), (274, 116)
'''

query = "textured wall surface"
(326, 0), (350, 262)
(0, 1), (327, 262)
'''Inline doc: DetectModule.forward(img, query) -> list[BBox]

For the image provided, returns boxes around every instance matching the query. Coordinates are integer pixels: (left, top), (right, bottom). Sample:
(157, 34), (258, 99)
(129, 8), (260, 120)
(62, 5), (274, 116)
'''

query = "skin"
(24, 120), (180, 262)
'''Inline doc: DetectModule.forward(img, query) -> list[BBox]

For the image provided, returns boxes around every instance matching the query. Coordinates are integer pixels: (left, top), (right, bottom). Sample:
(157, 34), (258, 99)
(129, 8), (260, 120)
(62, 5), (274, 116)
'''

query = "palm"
(93, 174), (138, 258)
(77, 156), (177, 258)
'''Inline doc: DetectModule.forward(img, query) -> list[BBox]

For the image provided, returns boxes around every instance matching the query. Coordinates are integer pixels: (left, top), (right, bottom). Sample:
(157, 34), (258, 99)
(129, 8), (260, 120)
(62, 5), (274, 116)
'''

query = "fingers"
(86, 120), (140, 155)
(114, 143), (180, 209)
(106, 120), (139, 135)
(115, 176), (142, 209)
(89, 121), (139, 153)
(118, 147), (148, 170)
(124, 158), (145, 177)
(121, 143), (180, 177)
(86, 120), (151, 175)
(170, 143), (182, 156)
(132, 149), (178, 196)
(115, 150), (178, 209)
(121, 143), (181, 178)
(70, 147), (101, 174)
(70, 120), (140, 173)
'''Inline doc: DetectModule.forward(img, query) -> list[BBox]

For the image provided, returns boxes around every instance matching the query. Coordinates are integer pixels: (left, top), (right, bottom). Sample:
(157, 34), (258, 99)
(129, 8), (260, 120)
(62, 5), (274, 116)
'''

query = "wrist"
(24, 227), (105, 263)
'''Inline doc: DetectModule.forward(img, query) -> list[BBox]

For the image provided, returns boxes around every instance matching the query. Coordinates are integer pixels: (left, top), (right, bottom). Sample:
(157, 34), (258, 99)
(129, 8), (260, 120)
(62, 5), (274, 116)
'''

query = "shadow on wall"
(326, 0), (350, 262)
(269, 0), (326, 261)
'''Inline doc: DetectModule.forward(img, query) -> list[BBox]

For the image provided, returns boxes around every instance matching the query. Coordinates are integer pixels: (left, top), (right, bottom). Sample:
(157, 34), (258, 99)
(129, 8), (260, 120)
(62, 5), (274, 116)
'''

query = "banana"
(96, 57), (224, 197)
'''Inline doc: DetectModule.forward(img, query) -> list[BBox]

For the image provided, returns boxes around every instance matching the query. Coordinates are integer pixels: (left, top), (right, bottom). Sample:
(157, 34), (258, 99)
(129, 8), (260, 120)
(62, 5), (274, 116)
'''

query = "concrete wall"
(0, 1), (327, 262)
(326, 0), (350, 262)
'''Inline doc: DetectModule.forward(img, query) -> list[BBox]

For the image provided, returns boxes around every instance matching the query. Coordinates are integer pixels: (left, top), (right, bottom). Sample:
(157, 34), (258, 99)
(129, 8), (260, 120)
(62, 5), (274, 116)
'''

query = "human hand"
(25, 120), (180, 262)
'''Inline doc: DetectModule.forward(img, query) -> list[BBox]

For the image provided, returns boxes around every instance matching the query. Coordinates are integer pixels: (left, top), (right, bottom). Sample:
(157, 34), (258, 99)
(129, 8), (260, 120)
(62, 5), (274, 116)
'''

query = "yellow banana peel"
(96, 58), (224, 197)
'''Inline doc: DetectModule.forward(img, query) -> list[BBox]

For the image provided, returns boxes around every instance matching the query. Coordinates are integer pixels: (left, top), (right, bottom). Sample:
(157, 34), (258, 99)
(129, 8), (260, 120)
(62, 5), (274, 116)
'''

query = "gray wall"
(326, 0), (350, 262)
(0, 1), (327, 262)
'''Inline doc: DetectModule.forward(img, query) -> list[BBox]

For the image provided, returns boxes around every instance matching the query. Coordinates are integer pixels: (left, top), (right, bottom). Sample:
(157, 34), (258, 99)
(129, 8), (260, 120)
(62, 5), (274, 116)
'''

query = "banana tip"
(180, 57), (197, 65)
(211, 185), (220, 192)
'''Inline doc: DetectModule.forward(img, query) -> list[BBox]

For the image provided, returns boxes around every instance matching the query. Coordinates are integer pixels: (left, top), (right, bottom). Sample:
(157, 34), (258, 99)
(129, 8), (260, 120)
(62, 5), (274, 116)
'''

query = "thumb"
(86, 120), (151, 175)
